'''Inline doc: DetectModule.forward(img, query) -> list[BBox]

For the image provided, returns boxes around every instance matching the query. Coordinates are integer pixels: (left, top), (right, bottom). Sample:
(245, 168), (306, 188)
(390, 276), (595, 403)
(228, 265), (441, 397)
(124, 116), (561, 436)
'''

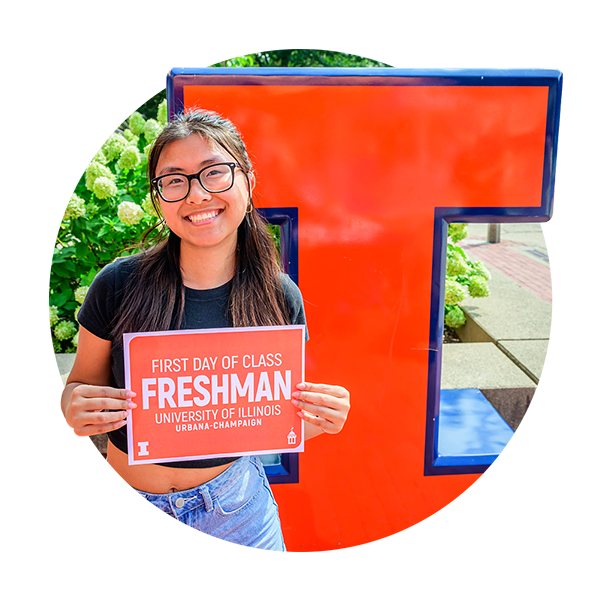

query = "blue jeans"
(136, 455), (285, 551)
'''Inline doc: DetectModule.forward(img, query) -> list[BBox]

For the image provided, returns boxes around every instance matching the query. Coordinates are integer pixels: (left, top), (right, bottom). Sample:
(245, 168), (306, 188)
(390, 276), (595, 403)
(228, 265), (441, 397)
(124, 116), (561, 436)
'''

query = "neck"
(178, 238), (236, 290)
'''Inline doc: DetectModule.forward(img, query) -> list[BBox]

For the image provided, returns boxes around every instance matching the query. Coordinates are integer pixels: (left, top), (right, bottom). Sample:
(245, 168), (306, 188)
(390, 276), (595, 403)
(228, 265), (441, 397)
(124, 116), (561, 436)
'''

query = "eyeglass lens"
(157, 164), (234, 201)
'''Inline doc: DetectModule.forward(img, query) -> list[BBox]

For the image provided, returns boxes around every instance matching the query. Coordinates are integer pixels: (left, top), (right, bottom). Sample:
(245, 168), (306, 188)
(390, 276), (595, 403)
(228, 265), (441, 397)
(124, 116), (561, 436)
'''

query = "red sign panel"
(123, 325), (305, 465)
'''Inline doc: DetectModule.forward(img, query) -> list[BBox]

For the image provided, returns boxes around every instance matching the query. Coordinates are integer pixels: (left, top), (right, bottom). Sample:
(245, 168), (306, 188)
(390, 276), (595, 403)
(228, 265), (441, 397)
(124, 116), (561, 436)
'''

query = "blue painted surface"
(434, 389), (514, 467)
(169, 66), (560, 82)
(258, 207), (299, 286)
(257, 207), (300, 484)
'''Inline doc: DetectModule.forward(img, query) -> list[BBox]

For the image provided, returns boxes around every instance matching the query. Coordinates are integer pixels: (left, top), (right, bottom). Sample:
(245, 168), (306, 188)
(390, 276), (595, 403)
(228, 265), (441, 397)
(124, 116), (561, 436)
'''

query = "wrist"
(304, 422), (325, 440)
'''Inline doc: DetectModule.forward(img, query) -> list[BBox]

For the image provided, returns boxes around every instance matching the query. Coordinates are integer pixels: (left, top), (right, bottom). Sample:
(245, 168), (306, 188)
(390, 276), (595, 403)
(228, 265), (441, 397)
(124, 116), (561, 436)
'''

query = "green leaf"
(454, 246), (467, 259)
(51, 262), (75, 279)
(50, 286), (73, 309)
(60, 300), (78, 315)
(80, 268), (99, 287)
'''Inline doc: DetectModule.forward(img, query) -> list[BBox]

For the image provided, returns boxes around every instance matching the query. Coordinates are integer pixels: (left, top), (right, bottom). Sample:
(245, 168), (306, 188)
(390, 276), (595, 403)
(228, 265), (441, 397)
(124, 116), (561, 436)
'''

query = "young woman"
(61, 109), (350, 551)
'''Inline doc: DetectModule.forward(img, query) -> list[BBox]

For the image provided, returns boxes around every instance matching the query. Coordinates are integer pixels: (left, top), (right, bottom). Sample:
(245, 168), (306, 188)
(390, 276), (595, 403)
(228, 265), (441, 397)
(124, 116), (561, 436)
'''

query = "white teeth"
(188, 210), (220, 223)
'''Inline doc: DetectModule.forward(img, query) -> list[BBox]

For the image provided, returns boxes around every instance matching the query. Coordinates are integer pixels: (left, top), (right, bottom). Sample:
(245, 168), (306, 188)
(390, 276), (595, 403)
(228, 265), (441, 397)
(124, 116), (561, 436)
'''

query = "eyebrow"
(156, 157), (226, 177)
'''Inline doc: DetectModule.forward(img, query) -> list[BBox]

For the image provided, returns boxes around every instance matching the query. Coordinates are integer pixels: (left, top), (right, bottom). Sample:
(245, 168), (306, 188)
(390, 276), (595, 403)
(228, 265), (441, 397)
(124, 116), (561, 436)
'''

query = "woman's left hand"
(292, 382), (350, 436)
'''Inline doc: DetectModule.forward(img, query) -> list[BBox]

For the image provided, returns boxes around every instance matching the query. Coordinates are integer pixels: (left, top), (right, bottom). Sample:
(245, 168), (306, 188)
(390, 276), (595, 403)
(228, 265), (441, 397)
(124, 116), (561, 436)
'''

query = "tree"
(211, 49), (392, 68)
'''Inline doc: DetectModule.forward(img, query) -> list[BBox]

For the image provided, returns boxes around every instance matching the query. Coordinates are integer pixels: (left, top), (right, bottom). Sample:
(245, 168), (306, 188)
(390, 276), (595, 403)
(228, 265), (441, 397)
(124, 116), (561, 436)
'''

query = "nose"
(186, 178), (211, 203)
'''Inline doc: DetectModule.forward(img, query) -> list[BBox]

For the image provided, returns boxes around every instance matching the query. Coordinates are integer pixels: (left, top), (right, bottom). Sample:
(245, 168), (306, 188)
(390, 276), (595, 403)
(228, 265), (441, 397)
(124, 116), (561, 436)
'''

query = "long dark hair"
(111, 110), (290, 340)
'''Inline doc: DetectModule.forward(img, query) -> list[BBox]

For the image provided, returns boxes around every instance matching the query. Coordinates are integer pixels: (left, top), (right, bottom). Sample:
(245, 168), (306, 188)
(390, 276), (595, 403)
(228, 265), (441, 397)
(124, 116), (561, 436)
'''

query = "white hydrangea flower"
(141, 192), (159, 217)
(54, 320), (78, 341)
(445, 305), (466, 329)
(74, 286), (89, 304)
(446, 251), (469, 277)
(445, 279), (466, 306)
(93, 148), (108, 164)
(123, 129), (138, 143)
(85, 161), (114, 191)
(117, 145), (141, 170)
(157, 99), (168, 125)
(92, 176), (118, 199)
(143, 118), (163, 143)
(117, 201), (144, 225)
(49, 305), (59, 327)
(102, 132), (129, 162)
(63, 193), (86, 220)
(468, 276), (490, 298)
(471, 260), (491, 281)
(129, 111), (146, 136)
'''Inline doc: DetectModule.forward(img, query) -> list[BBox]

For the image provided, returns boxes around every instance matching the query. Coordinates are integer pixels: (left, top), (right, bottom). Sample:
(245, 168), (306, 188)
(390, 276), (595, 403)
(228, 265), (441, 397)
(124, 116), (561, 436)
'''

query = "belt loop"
(201, 488), (214, 512)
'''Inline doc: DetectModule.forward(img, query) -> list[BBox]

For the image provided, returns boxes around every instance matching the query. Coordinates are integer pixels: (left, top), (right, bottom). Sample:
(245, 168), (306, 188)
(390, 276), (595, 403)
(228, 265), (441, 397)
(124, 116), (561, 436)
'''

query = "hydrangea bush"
(444, 223), (491, 329)
(50, 100), (167, 352)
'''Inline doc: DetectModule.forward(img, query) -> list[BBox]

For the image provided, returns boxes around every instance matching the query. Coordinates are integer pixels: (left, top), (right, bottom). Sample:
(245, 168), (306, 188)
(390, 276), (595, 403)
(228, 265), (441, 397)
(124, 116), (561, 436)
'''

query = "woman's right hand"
(61, 326), (136, 437)
(64, 383), (137, 437)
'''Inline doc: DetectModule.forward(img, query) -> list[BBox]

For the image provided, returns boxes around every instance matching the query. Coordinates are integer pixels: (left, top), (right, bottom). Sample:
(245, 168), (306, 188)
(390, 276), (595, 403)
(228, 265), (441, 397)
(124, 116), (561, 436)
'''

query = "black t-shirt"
(77, 253), (308, 469)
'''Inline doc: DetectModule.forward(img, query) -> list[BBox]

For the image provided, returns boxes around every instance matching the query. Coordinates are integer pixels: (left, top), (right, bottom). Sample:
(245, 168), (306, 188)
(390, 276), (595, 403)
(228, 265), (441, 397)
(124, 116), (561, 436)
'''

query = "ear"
(247, 171), (256, 196)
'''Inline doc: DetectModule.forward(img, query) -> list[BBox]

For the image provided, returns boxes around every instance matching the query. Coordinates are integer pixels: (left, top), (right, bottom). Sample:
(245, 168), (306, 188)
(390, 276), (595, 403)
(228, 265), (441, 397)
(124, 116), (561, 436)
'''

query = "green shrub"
(50, 100), (166, 352)
(444, 223), (491, 330)
(212, 49), (390, 68)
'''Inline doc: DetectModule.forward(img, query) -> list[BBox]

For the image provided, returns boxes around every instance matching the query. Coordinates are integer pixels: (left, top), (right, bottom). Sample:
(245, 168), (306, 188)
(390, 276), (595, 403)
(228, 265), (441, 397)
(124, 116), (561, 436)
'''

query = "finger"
(74, 418), (129, 437)
(292, 390), (347, 413)
(295, 406), (334, 432)
(79, 385), (136, 401)
(92, 409), (131, 424)
(292, 395), (335, 418)
(292, 400), (335, 419)
(72, 387), (137, 412)
(296, 382), (348, 399)
(297, 409), (333, 428)
(71, 407), (130, 428)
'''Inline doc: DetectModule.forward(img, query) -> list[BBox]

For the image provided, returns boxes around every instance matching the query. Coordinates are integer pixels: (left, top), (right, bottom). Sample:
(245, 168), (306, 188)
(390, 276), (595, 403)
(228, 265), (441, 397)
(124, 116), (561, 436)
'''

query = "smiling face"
(154, 134), (253, 259)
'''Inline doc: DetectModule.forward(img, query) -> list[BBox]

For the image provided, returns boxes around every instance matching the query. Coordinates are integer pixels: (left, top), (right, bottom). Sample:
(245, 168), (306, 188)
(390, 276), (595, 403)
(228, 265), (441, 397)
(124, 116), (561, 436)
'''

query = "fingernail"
(126, 391), (137, 398)
(291, 398), (299, 406)
(296, 383), (306, 390)
(128, 402), (137, 409)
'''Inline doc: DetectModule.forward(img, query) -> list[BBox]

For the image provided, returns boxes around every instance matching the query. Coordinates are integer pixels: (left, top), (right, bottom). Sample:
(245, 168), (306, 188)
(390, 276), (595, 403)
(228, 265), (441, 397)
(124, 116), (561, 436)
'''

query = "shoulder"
(279, 272), (304, 308)
(77, 254), (143, 339)
(93, 253), (142, 287)
(86, 253), (144, 300)
(278, 273), (308, 339)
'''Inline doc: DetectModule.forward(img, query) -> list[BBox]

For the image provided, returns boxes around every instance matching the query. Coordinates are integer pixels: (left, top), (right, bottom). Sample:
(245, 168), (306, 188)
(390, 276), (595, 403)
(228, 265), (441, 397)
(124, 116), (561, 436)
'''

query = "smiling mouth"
(186, 209), (223, 224)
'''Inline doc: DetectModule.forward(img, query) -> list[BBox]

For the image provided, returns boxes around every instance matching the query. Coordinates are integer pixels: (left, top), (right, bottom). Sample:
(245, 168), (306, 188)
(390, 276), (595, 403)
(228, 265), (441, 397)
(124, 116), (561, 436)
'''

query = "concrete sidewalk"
(441, 222), (552, 430)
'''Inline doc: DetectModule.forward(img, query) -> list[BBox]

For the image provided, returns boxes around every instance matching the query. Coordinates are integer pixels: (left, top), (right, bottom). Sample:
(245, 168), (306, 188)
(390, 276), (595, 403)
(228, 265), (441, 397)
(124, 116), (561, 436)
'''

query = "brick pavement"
(461, 238), (552, 304)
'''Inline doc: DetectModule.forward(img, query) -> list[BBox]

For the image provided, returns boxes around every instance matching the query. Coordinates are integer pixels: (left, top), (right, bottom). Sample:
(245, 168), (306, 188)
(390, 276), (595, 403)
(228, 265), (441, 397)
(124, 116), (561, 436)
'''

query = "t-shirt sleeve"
(280, 273), (309, 341)
(77, 259), (121, 340)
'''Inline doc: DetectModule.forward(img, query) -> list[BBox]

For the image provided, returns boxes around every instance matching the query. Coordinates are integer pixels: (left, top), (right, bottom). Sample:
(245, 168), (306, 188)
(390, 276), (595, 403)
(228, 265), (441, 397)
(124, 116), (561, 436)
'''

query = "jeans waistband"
(136, 455), (253, 518)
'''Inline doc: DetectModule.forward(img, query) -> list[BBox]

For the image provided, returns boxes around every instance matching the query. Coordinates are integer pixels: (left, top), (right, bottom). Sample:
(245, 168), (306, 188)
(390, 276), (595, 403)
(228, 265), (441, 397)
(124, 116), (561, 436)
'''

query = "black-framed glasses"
(151, 162), (241, 202)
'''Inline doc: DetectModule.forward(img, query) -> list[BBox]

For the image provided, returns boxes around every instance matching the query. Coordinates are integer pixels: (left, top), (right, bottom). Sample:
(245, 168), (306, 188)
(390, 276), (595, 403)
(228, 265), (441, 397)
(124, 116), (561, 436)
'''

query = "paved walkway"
(460, 223), (551, 304)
